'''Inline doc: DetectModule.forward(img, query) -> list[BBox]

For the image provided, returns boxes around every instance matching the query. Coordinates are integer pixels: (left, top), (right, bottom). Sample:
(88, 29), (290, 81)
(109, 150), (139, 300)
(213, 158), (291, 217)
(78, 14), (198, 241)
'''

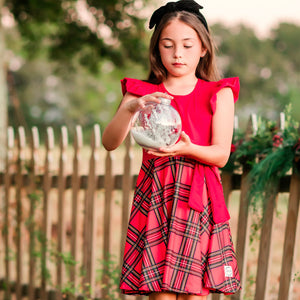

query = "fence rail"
(0, 115), (300, 300)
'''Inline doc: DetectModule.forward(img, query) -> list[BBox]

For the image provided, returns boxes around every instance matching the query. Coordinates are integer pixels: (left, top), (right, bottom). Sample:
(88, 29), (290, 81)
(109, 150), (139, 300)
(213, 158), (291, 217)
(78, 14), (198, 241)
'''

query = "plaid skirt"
(120, 156), (241, 295)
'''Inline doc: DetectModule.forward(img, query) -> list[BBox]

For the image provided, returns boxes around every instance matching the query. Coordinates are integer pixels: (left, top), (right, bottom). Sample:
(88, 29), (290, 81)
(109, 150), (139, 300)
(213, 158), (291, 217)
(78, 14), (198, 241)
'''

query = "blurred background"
(1, 0), (300, 140)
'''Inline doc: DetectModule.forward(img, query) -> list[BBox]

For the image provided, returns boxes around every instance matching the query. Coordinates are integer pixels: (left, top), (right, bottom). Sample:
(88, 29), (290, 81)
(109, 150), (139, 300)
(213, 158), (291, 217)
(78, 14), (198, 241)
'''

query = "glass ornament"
(131, 98), (182, 149)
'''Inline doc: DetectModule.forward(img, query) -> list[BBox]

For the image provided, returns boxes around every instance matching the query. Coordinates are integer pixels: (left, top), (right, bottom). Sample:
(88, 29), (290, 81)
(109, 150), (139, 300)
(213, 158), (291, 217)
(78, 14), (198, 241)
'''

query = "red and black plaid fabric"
(120, 156), (241, 295)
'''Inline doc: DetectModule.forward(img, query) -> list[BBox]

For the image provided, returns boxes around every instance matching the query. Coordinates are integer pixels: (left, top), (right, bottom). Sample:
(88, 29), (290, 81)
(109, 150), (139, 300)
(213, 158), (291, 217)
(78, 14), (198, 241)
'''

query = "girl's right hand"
(123, 92), (173, 114)
(102, 92), (173, 151)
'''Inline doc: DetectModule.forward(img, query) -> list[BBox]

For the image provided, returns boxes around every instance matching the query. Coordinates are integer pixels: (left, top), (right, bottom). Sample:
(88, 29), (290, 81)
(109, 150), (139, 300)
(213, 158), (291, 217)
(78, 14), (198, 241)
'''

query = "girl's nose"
(174, 46), (182, 58)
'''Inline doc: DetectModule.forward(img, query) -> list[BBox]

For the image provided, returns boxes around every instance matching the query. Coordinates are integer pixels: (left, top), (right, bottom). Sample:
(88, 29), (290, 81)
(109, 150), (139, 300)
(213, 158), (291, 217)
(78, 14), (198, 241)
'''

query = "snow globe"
(131, 98), (182, 150)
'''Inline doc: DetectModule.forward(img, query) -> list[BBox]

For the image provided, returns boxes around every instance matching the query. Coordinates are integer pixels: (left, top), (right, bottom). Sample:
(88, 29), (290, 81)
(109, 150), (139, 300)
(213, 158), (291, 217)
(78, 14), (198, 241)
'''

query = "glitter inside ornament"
(131, 98), (182, 149)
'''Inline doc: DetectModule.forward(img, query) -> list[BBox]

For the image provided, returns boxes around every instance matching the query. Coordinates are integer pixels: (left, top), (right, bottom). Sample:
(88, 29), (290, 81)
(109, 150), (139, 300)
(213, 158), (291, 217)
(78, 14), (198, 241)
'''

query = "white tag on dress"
(224, 265), (233, 277)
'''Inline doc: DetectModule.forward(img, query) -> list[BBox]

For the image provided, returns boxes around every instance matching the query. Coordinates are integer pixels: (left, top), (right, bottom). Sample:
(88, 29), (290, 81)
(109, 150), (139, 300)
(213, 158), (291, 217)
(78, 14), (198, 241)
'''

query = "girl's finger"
(149, 92), (173, 100)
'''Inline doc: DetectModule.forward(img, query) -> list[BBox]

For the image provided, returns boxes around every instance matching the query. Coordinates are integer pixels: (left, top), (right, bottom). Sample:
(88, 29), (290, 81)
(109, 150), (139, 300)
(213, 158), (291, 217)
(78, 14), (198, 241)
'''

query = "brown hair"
(147, 11), (220, 84)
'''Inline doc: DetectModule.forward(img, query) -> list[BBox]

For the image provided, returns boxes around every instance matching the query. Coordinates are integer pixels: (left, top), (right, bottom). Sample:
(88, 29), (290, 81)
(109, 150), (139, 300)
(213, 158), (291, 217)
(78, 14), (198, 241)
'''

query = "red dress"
(119, 77), (241, 296)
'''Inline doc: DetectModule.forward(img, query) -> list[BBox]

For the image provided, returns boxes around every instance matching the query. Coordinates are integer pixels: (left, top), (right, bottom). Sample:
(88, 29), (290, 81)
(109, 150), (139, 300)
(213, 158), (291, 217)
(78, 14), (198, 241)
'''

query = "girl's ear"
(200, 48), (207, 57)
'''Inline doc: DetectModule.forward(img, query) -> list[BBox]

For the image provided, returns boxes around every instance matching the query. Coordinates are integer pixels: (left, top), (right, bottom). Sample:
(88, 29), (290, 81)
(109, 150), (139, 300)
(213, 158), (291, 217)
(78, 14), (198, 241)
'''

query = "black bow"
(149, 0), (209, 32)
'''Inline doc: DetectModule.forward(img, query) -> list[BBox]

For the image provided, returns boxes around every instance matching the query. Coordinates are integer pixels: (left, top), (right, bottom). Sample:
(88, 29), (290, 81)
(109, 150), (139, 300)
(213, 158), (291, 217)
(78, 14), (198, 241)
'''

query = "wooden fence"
(0, 116), (299, 300)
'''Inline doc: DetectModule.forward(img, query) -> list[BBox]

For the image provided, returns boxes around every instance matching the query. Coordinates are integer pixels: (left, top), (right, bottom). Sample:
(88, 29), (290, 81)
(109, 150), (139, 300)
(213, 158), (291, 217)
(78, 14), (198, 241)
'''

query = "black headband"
(149, 0), (209, 32)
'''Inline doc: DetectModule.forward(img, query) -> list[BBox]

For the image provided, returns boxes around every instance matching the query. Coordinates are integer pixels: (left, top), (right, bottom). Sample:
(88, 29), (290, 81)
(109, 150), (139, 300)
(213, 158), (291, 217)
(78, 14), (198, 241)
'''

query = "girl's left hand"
(147, 131), (192, 157)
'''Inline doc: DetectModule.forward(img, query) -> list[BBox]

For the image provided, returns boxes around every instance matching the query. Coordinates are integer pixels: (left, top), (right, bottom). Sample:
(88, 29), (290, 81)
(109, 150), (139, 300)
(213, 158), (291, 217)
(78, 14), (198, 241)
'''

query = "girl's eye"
(163, 45), (173, 49)
(184, 45), (193, 49)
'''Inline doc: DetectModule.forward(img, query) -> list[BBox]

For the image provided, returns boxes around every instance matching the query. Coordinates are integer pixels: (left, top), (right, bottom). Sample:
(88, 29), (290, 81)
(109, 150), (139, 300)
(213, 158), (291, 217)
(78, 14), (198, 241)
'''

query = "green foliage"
(294, 272), (300, 282)
(97, 254), (121, 300)
(272, 23), (300, 71)
(5, 0), (150, 138)
(3, 1), (300, 139)
(232, 118), (276, 168)
(247, 104), (299, 211)
(6, 0), (150, 70)
(11, 190), (123, 299)
(212, 22), (300, 122)
(222, 103), (300, 220)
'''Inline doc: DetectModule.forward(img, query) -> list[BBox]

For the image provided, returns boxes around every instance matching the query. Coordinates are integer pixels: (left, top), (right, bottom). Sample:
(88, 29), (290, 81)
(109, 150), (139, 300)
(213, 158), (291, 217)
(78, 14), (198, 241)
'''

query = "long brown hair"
(147, 11), (220, 84)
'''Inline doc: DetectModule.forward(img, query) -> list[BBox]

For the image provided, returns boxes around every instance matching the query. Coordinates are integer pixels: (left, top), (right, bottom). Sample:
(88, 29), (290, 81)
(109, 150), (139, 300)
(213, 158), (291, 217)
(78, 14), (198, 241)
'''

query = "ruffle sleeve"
(121, 77), (158, 96)
(210, 77), (240, 114)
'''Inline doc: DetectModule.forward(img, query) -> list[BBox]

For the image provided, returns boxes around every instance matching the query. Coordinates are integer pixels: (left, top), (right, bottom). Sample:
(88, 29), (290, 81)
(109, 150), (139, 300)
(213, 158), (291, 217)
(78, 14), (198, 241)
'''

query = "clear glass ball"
(131, 98), (182, 149)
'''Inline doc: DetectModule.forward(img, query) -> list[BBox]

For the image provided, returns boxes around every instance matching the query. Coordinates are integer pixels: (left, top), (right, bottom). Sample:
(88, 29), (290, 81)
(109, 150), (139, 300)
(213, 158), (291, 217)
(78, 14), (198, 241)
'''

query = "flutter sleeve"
(121, 77), (158, 97)
(210, 77), (240, 114)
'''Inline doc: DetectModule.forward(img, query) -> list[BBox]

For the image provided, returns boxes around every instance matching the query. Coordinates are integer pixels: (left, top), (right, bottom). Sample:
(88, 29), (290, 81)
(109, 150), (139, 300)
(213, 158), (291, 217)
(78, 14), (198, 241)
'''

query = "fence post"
(253, 112), (286, 299)
(82, 124), (101, 297)
(41, 127), (55, 299)
(120, 135), (134, 300)
(120, 135), (134, 261)
(278, 163), (300, 300)
(15, 127), (26, 300)
(102, 139), (115, 298)
(231, 114), (257, 300)
(70, 125), (83, 298)
(254, 185), (278, 300)
(28, 127), (40, 300)
(3, 127), (14, 299)
(56, 126), (69, 298)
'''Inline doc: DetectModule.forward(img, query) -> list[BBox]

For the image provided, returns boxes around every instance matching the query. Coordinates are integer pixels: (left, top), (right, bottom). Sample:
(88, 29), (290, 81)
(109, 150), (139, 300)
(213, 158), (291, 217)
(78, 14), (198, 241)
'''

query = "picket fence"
(0, 115), (299, 300)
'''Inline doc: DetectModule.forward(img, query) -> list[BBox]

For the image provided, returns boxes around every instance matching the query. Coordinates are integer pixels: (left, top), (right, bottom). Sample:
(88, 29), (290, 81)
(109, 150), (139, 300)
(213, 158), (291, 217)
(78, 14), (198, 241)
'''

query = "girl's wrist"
(184, 142), (199, 157)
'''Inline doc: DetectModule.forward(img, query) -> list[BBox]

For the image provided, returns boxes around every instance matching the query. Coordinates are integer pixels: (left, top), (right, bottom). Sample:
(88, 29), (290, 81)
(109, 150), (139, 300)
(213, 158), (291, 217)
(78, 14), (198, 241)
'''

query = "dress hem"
(120, 288), (241, 296)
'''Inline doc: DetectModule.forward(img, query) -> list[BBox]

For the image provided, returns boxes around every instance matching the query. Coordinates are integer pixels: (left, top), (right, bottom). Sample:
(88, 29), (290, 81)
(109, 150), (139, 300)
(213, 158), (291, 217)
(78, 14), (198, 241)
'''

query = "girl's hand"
(147, 131), (192, 157)
(123, 92), (173, 114)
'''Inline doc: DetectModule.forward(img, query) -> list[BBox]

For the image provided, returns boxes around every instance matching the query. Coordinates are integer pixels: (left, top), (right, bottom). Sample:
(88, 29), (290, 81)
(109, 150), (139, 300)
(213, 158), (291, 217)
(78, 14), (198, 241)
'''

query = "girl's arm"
(147, 88), (234, 168)
(102, 92), (172, 151)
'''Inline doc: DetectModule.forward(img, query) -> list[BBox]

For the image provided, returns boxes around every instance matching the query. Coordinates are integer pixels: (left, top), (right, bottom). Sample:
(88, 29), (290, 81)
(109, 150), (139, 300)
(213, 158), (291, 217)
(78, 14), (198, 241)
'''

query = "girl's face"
(158, 19), (207, 80)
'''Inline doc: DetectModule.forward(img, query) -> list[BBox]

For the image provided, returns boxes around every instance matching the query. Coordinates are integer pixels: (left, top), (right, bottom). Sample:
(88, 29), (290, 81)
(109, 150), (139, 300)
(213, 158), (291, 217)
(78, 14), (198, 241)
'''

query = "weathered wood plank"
(120, 135), (134, 262)
(56, 126), (68, 299)
(102, 142), (115, 298)
(1, 172), (293, 194)
(254, 186), (278, 300)
(221, 171), (233, 207)
(120, 135), (134, 300)
(278, 168), (300, 300)
(28, 126), (40, 300)
(70, 125), (83, 298)
(40, 127), (55, 300)
(3, 127), (14, 299)
(15, 127), (26, 300)
(82, 124), (100, 297)
(231, 169), (250, 300)
(231, 114), (257, 300)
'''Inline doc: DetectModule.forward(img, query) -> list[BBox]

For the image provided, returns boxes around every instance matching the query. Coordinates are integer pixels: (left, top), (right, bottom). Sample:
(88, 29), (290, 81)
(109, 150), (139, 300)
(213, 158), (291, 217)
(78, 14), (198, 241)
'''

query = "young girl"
(102, 0), (241, 299)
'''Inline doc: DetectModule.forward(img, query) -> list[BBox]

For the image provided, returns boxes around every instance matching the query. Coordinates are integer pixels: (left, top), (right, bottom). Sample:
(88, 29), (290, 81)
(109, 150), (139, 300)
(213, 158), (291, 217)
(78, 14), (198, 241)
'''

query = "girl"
(102, 0), (241, 299)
